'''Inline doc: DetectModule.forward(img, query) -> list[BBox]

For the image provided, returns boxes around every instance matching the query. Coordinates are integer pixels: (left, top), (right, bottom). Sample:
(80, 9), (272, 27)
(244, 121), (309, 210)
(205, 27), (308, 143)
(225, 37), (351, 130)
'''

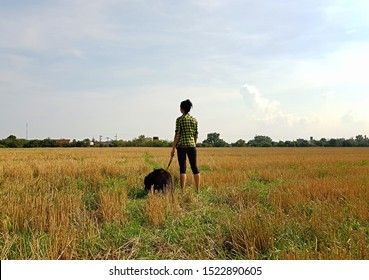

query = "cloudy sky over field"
(1, 0), (369, 142)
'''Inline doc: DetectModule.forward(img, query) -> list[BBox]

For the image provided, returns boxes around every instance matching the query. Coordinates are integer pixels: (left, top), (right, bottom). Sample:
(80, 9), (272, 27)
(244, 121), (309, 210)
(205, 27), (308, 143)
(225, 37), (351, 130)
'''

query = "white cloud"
(241, 84), (318, 126)
(242, 84), (279, 114)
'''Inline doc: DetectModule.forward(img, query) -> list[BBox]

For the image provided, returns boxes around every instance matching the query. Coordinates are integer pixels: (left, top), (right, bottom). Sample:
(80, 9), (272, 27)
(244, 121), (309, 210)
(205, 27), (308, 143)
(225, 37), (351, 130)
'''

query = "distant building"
(53, 139), (70, 145)
(92, 139), (113, 146)
(153, 136), (159, 141)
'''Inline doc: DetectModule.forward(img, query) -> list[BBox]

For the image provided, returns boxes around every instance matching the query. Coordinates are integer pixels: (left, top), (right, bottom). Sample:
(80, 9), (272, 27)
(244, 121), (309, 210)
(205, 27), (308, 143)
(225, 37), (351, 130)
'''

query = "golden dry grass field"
(0, 147), (368, 260)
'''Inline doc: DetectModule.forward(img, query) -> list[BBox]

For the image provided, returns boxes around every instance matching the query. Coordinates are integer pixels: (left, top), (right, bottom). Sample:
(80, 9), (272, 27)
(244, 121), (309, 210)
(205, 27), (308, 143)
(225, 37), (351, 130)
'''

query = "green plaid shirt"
(175, 114), (198, 147)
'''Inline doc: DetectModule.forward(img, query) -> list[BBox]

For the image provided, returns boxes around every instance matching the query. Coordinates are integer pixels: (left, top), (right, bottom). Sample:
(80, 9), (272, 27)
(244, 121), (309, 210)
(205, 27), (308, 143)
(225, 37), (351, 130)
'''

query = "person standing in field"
(171, 99), (200, 191)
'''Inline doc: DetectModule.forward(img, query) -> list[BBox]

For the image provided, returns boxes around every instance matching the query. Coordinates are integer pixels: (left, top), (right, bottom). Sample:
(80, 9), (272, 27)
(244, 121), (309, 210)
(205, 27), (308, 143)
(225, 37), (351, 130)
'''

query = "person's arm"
(194, 119), (198, 145)
(171, 118), (180, 156)
(171, 134), (179, 156)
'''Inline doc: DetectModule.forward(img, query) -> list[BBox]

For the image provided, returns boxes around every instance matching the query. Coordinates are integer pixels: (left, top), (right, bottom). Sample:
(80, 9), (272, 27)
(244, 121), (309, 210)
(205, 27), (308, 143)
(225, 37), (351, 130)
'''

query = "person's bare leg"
(194, 173), (200, 192)
(180, 173), (186, 190)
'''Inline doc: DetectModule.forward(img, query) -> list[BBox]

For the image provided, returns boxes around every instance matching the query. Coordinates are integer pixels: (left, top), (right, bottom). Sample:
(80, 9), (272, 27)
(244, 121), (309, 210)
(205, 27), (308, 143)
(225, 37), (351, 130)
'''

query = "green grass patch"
(198, 165), (213, 172)
(103, 175), (127, 190)
(83, 189), (99, 211)
(144, 153), (162, 169)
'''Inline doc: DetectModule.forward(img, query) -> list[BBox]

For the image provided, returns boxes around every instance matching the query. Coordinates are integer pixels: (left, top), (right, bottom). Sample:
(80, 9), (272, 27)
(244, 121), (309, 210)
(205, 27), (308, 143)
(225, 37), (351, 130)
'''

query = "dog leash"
(166, 154), (174, 170)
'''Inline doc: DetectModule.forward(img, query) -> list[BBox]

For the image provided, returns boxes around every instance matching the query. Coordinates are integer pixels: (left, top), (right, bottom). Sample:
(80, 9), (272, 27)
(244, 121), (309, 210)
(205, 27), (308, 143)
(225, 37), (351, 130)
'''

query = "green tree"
(232, 139), (246, 147)
(2, 135), (27, 148)
(202, 132), (229, 147)
(296, 138), (310, 147)
(342, 139), (354, 147)
(355, 135), (369, 147)
(248, 135), (273, 147)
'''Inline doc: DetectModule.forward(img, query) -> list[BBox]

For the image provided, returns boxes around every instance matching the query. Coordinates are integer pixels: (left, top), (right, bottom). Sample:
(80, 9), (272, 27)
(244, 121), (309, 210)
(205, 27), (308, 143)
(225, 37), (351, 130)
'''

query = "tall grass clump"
(144, 192), (179, 227)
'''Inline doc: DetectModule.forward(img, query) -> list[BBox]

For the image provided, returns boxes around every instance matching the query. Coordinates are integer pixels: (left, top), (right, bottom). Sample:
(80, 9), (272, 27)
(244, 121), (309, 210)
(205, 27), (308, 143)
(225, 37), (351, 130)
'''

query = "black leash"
(166, 154), (174, 170)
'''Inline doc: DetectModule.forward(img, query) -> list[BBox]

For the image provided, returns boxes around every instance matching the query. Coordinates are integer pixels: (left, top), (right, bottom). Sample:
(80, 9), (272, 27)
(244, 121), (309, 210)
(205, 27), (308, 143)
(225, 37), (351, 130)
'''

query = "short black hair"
(180, 99), (193, 114)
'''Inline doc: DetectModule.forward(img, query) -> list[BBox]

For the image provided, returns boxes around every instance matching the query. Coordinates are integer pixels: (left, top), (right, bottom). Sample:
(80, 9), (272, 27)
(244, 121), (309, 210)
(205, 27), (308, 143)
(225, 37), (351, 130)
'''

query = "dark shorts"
(177, 146), (199, 174)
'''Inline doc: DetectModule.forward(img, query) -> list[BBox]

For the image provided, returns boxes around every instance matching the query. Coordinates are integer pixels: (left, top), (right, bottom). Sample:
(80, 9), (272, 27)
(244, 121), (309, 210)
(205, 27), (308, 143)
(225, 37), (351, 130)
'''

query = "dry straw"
(1, 147), (369, 259)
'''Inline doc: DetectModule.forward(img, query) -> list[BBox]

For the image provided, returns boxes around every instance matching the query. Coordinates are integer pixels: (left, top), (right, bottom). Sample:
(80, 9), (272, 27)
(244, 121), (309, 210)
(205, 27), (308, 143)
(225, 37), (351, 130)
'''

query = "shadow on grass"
(127, 186), (147, 200)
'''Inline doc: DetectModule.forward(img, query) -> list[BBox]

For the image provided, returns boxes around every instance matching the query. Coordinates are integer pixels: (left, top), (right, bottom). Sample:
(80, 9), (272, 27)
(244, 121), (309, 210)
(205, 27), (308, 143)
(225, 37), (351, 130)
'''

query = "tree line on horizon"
(1, 133), (369, 148)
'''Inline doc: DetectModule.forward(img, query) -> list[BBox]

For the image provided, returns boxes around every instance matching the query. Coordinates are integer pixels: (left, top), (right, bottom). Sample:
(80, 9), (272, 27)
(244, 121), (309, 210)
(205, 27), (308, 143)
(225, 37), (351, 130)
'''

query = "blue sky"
(1, 0), (369, 142)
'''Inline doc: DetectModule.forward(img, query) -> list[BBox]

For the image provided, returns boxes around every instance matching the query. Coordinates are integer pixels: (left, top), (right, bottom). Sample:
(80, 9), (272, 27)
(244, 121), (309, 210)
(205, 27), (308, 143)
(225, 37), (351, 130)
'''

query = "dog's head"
(144, 172), (154, 191)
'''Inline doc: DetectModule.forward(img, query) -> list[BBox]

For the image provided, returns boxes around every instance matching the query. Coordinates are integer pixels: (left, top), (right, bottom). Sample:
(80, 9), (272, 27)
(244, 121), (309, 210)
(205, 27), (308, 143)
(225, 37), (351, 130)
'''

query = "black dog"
(144, 168), (174, 194)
